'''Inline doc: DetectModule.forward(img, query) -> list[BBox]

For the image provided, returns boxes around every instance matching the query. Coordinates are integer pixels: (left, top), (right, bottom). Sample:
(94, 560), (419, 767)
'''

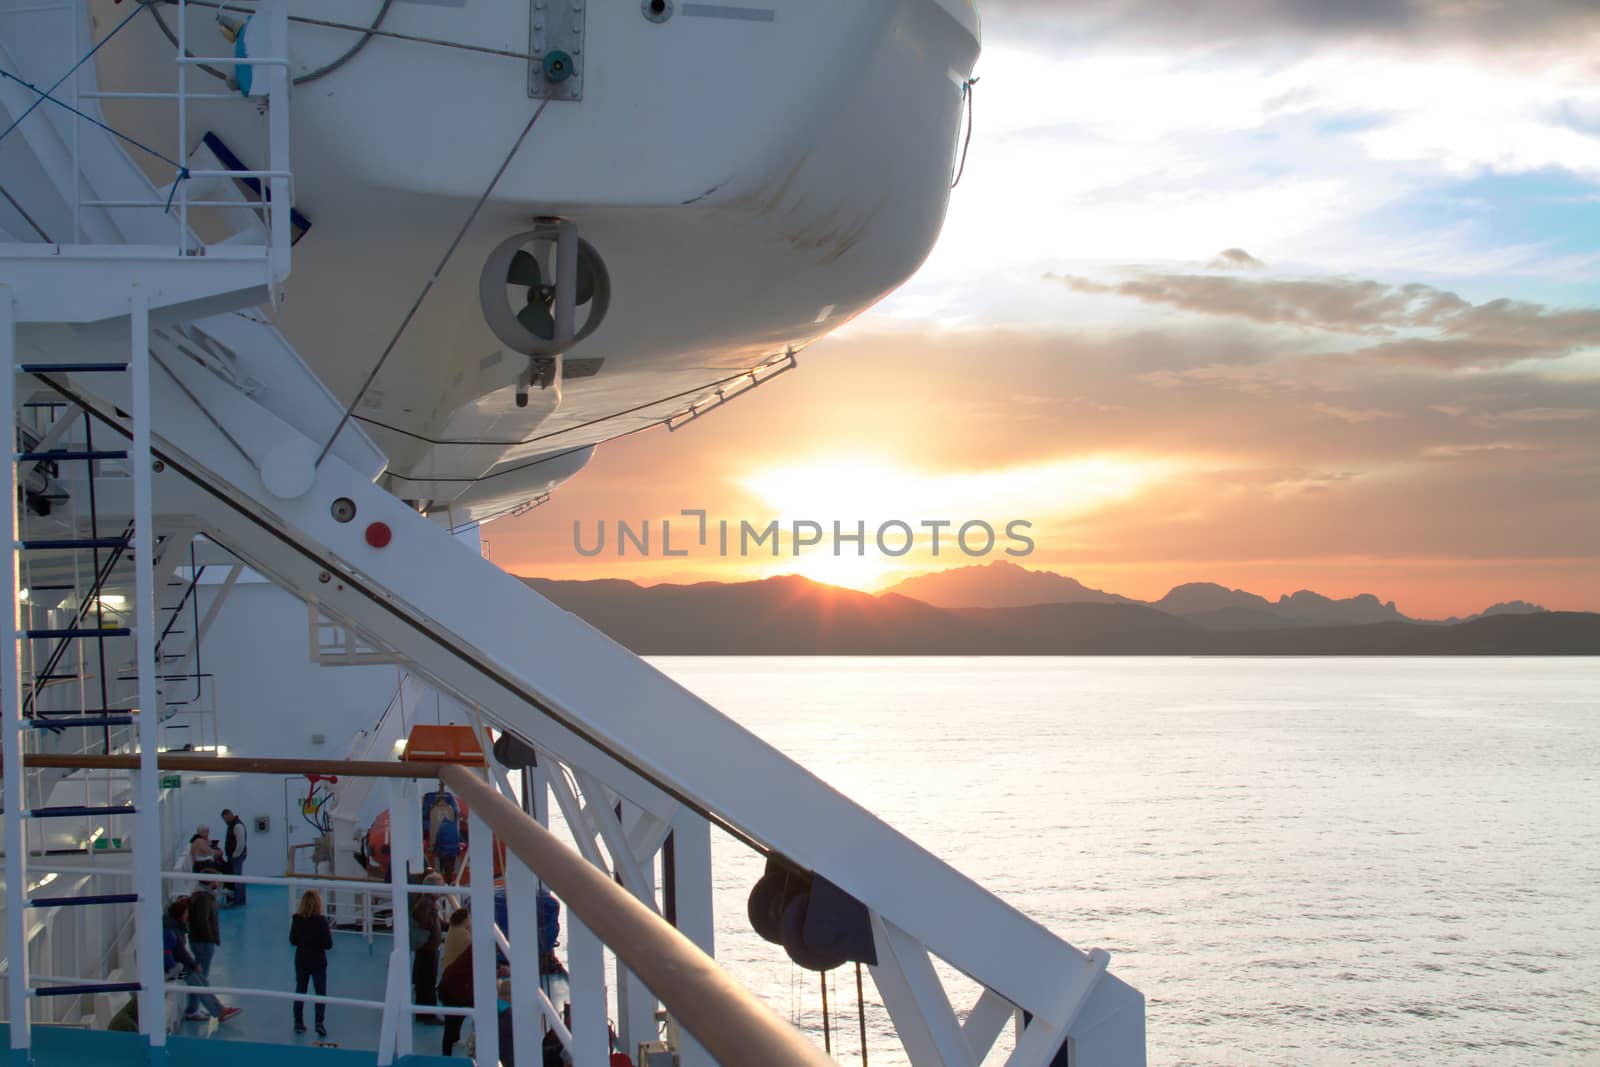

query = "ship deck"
(9, 886), (462, 1064)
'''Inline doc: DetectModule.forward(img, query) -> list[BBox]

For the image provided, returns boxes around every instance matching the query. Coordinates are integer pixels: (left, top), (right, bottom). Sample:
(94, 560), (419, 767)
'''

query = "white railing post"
(567, 914), (606, 1065)
(175, 0), (189, 252)
(264, 0), (291, 292)
(379, 779), (411, 1063)
(467, 794), (498, 1067)
(503, 847), (539, 1067)
(130, 293), (165, 1048)
(671, 809), (717, 1067)
(392, 777), (421, 1052)
(1, 286), (32, 1051)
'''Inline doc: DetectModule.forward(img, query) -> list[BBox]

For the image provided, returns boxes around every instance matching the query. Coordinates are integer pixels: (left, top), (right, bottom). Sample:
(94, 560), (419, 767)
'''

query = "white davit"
(87, 0), (982, 521)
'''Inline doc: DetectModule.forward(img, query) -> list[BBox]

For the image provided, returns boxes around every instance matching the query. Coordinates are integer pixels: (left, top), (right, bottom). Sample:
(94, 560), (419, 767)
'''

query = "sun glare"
(758, 554), (906, 592)
(737, 453), (1177, 526)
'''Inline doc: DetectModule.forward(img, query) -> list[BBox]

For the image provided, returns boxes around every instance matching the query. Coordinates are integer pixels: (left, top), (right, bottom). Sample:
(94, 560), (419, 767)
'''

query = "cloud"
(1313, 403), (1397, 424)
(1050, 268), (1600, 367)
(1421, 441), (1541, 458)
(981, 1), (1600, 49)
(1473, 406), (1596, 423)
(1208, 248), (1266, 271)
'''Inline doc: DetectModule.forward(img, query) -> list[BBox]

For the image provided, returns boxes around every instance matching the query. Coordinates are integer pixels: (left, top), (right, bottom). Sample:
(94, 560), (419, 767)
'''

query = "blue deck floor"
(1, 1023), (454, 1067)
(7, 886), (459, 1065)
(182, 885), (453, 1057)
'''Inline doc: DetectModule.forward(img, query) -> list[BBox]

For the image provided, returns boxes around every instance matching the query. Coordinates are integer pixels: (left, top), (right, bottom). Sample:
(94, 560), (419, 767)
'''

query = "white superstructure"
(0, 1), (1147, 1064)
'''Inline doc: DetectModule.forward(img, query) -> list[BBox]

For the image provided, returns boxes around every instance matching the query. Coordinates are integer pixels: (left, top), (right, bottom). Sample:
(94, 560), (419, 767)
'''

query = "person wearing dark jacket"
(437, 942), (474, 1056)
(410, 872), (446, 1024)
(220, 809), (248, 905)
(186, 889), (222, 1017)
(164, 897), (240, 1024)
(289, 889), (334, 1037)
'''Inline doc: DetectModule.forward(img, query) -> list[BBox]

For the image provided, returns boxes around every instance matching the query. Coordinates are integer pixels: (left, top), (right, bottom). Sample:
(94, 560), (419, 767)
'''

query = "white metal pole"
(503, 847), (539, 1067)
(1, 286), (32, 1051)
(70, 4), (81, 242)
(616, 801), (658, 1054)
(392, 777), (421, 1055)
(671, 809), (717, 1067)
(176, 0), (189, 250)
(265, 0), (291, 292)
(130, 294), (165, 1047)
(379, 779), (411, 1063)
(467, 795), (498, 1067)
(567, 914), (607, 1065)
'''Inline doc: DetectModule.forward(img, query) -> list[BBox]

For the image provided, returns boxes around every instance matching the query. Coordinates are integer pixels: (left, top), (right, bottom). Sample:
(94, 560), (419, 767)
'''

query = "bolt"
(318, 571), (331, 584)
(152, 460), (165, 473)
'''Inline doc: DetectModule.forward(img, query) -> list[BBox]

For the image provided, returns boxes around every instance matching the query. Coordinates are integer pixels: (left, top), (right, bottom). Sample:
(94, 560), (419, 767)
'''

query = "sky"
(492, 1), (1600, 620)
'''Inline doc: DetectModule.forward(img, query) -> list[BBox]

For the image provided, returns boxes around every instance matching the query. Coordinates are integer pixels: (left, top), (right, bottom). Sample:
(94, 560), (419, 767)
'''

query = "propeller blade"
(506, 249), (543, 288)
(516, 302), (555, 340)
(575, 260), (596, 306)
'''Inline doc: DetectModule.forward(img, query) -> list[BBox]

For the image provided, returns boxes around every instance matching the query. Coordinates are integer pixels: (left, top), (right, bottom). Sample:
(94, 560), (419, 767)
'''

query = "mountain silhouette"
(520, 575), (1594, 656)
(1153, 582), (1275, 616)
(883, 561), (1135, 608)
(888, 566), (1447, 626)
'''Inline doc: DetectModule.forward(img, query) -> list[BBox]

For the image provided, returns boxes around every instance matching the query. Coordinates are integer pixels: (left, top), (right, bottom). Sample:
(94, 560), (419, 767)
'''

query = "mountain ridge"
(883, 561), (1534, 624)
(519, 573), (1595, 656)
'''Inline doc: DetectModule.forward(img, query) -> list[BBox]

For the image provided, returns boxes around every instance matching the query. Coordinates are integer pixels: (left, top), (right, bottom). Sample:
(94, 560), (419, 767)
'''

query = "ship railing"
(18, 752), (835, 1067)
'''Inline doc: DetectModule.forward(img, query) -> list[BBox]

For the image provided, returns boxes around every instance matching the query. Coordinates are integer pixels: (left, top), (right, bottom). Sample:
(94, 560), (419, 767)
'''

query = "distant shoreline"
(522, 576), (1600, 657)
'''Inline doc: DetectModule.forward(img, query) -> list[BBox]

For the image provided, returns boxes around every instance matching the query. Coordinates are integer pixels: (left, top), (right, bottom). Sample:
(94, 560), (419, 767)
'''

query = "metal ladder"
(2, 341), (166, 1051)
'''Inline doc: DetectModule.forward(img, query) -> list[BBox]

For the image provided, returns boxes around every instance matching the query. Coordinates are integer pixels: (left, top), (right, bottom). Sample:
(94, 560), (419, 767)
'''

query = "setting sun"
(736, 453), (1181, 526)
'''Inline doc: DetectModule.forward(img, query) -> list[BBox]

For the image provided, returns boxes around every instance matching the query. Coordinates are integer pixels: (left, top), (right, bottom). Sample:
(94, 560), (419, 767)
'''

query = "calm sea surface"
(645, 657), (1599, 1067)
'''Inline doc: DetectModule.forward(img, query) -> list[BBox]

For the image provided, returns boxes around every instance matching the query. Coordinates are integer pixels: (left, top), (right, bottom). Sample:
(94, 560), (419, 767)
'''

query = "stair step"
(19, 538), (130, 551)
(19, 363), (128, 374)
(16, 450), (128, 462)
(30, 981), (140, 998)
(22, 628), (132, 639)
(29, 716), (135, 729)
(30, 893), (139, 909)
(28, 805), (136, 818)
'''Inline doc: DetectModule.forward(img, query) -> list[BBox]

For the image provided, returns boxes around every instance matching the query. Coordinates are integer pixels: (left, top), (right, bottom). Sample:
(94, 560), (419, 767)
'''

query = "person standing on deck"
(411, 872), (447, 1025)
(186, 887), (222, 1018)
(425, 789), (462, 884)
(436, 937), (475, 1056)
(440, 906), (471, 975)
(165, 897), (241, 1025)
(290, 889), (334, 1038)
(220, 809), (249, 906)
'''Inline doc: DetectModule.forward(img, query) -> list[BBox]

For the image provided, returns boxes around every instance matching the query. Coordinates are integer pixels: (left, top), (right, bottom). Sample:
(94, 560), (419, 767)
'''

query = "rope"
(314, 98), (552, 468)
(159, 0), (538, 67)
(149, 0), (399, 86)
(0, 181), (51, 241)
(0, 65), (192, 209)
(820, 970), (832, 1054)
(856, 961), (868, 1066)
(951, 77), (978, 189)
(284, 0), (394, 85)
(0, 0), (148, 147)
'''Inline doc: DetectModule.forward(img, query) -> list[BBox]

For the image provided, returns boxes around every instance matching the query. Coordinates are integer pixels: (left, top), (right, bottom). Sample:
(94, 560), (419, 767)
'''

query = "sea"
(647, 656), (1600, 1067)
